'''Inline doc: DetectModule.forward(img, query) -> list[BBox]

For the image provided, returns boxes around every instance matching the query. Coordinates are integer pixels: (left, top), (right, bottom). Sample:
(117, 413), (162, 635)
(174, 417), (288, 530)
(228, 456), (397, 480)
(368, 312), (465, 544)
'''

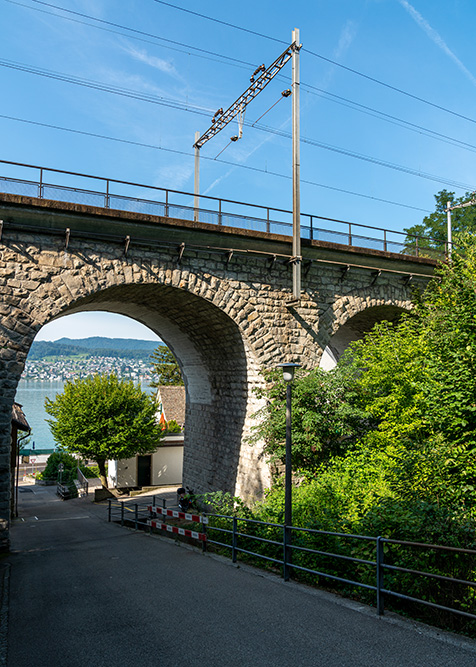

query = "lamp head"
(277, 362), (301, 383)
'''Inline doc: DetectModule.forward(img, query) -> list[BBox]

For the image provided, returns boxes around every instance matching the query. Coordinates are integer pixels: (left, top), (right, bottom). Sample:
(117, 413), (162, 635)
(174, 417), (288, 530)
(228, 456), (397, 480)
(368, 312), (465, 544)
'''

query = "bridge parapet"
(0, 159), (446, 259)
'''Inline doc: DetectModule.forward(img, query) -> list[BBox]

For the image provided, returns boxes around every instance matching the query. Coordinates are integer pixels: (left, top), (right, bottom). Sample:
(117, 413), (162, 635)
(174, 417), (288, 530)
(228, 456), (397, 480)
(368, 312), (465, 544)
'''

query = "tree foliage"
(404, 189), (476, 255)
(150, 345), (184, 387)
(253, 233), (476, 512)
(348, 234), (476, 453)
(250, 366), (370, 474)
(45, 373), (163, 487)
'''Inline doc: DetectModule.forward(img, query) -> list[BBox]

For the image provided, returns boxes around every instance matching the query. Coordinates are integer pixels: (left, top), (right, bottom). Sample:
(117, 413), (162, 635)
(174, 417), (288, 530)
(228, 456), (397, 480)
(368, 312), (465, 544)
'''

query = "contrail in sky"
(399, 0), (476, 87)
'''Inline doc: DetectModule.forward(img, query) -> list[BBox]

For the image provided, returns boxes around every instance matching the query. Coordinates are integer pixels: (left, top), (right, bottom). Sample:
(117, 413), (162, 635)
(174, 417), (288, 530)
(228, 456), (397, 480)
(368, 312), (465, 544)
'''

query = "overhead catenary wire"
(148, 0), (476, 127)
(10, 0), (476, 142)
(7, 0), (255, 70)
(1, 55), (474, 193)
(302, 84), (476, 155)
(0, 112), (432, 213)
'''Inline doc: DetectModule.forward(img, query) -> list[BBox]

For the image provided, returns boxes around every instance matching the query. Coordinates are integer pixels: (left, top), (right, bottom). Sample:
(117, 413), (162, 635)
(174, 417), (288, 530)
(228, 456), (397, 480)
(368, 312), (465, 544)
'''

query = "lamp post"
(277, 362), (300, 580)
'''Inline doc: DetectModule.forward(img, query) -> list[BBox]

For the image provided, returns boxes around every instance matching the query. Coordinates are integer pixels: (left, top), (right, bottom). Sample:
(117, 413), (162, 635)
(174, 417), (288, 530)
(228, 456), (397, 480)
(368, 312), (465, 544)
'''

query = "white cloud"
(123, 44), (181, 80)
(155, 163), (194, 191)
(399, 0), (476, 87)
(318, 20), (358, 90)
(333, 20), (358, 60)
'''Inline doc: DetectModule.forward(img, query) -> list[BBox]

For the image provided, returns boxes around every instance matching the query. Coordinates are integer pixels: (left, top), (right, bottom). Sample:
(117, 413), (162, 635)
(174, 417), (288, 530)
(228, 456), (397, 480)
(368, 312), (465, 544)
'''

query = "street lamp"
(277, 362), (300, 580)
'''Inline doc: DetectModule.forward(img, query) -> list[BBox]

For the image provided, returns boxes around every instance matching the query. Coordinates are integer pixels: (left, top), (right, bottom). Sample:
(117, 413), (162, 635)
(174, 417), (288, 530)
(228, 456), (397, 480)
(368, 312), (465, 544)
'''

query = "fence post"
(121, 502), (124, 527)
(283, 524), (291, 582)
(108, 499), (111, 522)
(232, 517), (238, 563)
(376, 536), (385, 615)
(383, 229), (387, 252)
(415, 236), (419, 257)
(348, 223), (352, 247)
(309, 215), (314, 241)
(266, 208), (270, 234)
(39, 168), (44, 199)
(165, 190), (169, 217)
(202, 514), (207, 553)
(105, 179), (110, 208)
(134, 504), (138, 531)
(218, 199), (222, 226)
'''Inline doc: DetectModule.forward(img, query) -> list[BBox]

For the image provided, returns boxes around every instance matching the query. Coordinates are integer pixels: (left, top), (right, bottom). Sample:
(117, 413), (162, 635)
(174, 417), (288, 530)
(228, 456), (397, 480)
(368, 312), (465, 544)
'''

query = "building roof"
(12, 402), (30, 432)
(156, 386), (186, 427)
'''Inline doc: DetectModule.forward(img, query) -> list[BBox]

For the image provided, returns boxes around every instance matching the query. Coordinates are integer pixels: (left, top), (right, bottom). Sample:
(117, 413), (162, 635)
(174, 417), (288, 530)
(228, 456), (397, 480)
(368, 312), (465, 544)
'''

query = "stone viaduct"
(0, 191), (437, 550)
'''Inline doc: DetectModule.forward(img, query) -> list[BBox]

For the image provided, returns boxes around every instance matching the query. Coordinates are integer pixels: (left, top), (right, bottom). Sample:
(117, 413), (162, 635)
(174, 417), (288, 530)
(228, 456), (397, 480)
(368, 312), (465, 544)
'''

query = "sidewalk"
(3, 481), (476, 666)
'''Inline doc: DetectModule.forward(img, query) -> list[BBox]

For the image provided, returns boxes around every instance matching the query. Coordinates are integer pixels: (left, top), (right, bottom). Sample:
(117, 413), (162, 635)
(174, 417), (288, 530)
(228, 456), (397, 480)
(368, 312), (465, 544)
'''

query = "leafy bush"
(42, 451), (78, 483)
(165, 419), (181, 434)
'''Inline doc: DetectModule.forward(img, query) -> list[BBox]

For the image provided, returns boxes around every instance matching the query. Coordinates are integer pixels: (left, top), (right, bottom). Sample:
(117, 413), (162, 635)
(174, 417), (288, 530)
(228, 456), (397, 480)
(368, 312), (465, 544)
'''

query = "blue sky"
(3, 0), (476, 340)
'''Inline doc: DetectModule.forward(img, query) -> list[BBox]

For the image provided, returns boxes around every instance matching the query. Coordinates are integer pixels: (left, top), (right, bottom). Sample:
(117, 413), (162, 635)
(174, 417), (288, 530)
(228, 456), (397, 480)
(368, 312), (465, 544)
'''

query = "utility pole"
(194, 131), (200, 222)
(291, 27), (301, 302)
(193, 29), (302, 300)
(445, 194), (476, 260)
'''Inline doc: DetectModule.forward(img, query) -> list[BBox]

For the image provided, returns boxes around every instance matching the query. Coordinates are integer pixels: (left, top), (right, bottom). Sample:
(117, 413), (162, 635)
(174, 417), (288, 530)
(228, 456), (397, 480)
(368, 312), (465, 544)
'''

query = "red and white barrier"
(147, 505), (209, 524)
(147, 519), (207, 541)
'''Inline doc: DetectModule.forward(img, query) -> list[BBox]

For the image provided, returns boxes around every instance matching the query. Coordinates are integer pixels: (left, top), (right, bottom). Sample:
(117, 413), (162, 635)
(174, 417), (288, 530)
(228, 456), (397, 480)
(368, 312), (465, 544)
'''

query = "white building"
(107, 386), (185, 489)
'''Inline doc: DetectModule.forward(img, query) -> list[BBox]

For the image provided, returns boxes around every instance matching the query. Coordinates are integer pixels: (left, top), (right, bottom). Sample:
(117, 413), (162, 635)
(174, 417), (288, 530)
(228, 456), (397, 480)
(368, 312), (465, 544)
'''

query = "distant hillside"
(29, 337), (163, 361)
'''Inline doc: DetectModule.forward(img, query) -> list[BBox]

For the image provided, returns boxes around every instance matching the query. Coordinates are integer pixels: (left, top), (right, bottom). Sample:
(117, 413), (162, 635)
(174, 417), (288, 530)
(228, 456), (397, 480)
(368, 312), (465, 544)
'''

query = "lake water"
(15, 380), (65, 451)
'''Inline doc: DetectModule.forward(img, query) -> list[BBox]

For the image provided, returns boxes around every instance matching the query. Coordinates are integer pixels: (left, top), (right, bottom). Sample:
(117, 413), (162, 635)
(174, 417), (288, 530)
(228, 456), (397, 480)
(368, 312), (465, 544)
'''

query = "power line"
(253, 123), (476, 192)
(0, 58), (215, 115)
(147, 0), (476, 127)
(149, 0), (286, 45)
(302, 84), (476, 154)
(10, 0), (476, 143)
(6, 0), (255, 71)
(304, 48), (476, 127)
(2, 57), (473, 192)
(0, 112), (432, 213)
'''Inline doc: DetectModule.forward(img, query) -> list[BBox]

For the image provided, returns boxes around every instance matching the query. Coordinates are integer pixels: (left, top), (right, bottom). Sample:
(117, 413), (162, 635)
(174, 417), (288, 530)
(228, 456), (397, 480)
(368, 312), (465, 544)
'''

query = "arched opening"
(320, 305), (407, 370)
(18, 282), (254, 496)
(15, 310), (165, 491)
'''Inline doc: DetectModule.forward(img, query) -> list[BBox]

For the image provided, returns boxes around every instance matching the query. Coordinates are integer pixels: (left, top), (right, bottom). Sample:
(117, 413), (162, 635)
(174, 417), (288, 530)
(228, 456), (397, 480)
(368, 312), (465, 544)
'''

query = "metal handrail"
(107, 499), (476, 626)
(76, 467), (89, 496)
(0, 159), (446, 258)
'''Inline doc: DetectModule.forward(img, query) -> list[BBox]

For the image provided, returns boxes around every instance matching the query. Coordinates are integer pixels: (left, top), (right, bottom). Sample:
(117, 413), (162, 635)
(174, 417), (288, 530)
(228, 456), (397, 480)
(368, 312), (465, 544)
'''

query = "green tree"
(45, 373), (163, 487)
(403, 189), (476, 256)
(250, 366), (369, 474)
(150, 345), (183, 387)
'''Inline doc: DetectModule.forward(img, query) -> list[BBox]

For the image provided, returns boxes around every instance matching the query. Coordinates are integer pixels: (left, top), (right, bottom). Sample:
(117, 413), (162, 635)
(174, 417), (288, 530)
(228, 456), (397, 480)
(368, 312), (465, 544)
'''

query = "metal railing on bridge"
(0, 159), (445, 259)
(108, 497), (476, 632)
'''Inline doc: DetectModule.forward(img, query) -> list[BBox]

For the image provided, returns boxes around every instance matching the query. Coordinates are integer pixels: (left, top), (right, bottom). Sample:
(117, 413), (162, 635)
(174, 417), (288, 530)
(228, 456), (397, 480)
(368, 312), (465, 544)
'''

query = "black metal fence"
(0, 159), (446, 259)
(107, 498), (476, 631)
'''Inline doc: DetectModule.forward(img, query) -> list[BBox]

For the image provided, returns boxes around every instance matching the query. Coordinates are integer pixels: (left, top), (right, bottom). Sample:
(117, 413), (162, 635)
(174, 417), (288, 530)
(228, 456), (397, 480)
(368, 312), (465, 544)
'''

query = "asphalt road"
(3, 483), (476, 666)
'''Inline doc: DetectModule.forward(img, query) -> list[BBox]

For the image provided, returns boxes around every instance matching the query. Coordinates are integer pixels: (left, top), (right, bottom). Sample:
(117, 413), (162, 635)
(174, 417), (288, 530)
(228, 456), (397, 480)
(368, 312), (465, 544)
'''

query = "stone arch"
(1, 252), (272, 514)
(318, 284), (412, 369)
(48, 282), (265, 497)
